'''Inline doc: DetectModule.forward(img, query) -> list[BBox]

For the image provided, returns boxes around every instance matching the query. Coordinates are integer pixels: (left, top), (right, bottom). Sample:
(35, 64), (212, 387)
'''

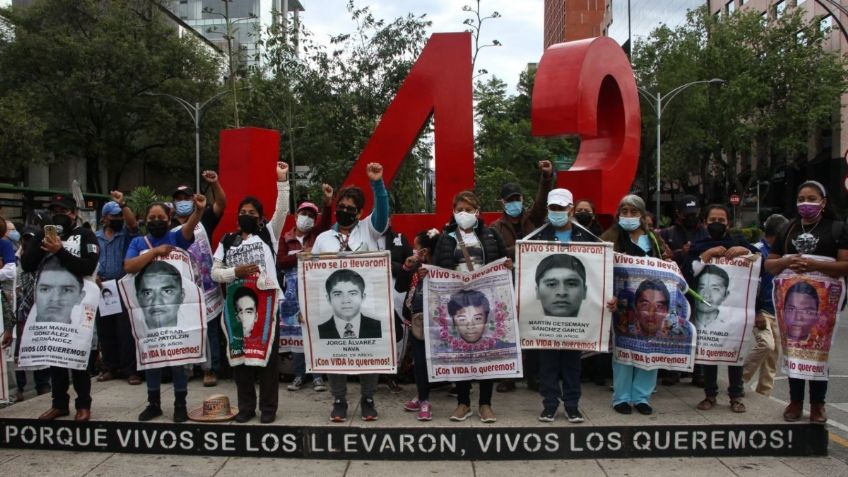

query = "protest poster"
(422, 258), (522, 382)
(0, 293), (8, 402)
(278, 268), (304, 353)
(692, 256), (761, 365)
(299, 251), (396, 374)
(18, 259), (99, 371)
(222, 275), (278, 366)
(183, 223), (224, 320)
(773, 256), (846, 380)
(118, 249), (206, 370)
(611, 253), (696, 372)
(515, 240), (613, 352)
(97, 279), (122, 316)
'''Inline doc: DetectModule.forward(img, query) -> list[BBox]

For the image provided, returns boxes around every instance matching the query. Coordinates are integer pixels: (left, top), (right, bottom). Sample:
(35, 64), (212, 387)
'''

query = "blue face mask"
(548, 211), (570, 227)
(7, 230), (20, 242)
(504, 201), (523, 218)
(174, 200), (194, 217)
(637, 234), (651, 253)
(618, 216), (641, 232)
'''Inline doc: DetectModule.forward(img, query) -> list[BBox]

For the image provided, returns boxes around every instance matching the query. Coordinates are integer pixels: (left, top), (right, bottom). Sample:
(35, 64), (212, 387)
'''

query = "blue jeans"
(538, 349), (582, 409)
(201, 314), (221, 373)
(292, 352), (320, 381)
(146, 366), (188, 395)
(612, 362), (657, 405)
(704, 365), (743, 399)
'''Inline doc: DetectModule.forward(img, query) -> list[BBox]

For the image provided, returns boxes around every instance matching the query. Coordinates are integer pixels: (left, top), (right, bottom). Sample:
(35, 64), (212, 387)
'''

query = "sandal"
(730, 399), (746, 413)
(96, 371), (115, 382)
(696, 397), (716, 410)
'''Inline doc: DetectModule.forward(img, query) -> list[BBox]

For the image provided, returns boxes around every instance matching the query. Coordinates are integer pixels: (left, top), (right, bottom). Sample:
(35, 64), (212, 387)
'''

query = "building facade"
(544, 0), (612, 48)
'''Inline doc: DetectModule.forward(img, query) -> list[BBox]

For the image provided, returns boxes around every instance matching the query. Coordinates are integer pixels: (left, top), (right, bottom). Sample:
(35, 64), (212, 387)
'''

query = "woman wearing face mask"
(277, 185), (334, 393)
(431, 190), (509, 423)
(765, 180), (848, 424)
(397, 228), (441, 421)
(601, 195), (669, 416)
(573, 199), (604, 237)
(211, 162), (290, 424)
(124, 195), (206, 423)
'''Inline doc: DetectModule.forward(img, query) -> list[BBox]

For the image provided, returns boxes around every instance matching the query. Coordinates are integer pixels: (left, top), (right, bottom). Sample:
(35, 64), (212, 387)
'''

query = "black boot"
(173, 391), (188, 423)
(139, 391), (162, 421)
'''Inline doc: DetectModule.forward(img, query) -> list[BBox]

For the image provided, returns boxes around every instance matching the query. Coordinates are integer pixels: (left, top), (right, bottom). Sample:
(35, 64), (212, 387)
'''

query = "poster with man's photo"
(118, 249), (206, 370)
(222, 275), (278, 366)
(422, 258), (522, 382)
(18, 257), (99, 370)
(516, 241), (613, 352)
(773, 257), (845, 380)
(278, 268), (304, 353)
(97, 279), (122, 316)
(299, 251), (396, 374)
(692, 256), (761, 365)
(611, 254), (696, 371)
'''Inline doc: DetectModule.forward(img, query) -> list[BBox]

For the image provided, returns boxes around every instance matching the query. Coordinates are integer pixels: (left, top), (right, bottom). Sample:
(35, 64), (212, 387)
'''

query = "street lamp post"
(144, 90), (240, 192)
(637, 79), (725, 219)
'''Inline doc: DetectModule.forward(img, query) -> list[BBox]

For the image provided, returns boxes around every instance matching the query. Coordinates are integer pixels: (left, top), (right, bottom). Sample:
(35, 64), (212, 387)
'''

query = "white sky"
(299, 0), (701, 92)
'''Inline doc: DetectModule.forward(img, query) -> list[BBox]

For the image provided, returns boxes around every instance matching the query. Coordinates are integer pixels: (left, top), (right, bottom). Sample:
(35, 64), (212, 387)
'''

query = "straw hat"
(188, 394), (238, 422)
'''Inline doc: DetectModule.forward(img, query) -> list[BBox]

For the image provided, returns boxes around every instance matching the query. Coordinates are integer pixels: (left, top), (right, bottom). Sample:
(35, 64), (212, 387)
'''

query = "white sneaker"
(287, 376), (304, 391)
(313, 376), (327, 392)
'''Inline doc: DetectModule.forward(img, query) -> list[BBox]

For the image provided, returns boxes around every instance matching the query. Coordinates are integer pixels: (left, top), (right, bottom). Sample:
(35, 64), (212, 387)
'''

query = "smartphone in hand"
(44, 224), (60, 241)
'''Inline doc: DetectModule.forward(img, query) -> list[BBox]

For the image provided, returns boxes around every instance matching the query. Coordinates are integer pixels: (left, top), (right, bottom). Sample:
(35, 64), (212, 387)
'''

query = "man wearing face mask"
(94, 190), (140, 385)
(171, 171), (227, 387)
(20, 194), (100, 422)
(277, 185), (334, 392)
(491, 160), (555, 261)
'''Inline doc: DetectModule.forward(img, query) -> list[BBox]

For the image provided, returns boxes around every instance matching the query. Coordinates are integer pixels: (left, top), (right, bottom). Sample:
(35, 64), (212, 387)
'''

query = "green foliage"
(632, 7), (848, 205)
(0, 0), (225, 191)
(126, 185), (166, 230)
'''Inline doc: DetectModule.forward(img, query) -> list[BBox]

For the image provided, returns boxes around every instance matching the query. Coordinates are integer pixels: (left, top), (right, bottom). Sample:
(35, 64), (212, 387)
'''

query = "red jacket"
(276, 205), (333, 271)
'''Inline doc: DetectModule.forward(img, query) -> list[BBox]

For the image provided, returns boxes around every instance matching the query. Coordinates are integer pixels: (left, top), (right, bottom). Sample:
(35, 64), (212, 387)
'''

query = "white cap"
(547, 188), (573, 208)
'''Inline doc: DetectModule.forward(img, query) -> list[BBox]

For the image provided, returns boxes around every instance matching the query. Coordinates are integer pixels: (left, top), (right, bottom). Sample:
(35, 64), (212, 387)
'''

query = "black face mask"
(52, 214), (73, 235)
(109, 219), (124, 231)
(707, 222), (727, 240)
(574, 212), (593, 226)
(336, 210), (357, 228)
(682, 215), (699, 229)
(238, 214), (260, 235)
(147, 219), (169, 238)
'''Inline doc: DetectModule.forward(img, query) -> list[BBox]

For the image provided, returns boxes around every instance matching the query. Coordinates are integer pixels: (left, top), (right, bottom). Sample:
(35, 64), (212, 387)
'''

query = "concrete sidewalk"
(1, 376), (847, 476)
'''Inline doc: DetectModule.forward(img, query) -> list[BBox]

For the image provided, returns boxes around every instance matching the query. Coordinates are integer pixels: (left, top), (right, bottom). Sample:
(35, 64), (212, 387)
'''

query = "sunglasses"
(337, 205), (358, 214)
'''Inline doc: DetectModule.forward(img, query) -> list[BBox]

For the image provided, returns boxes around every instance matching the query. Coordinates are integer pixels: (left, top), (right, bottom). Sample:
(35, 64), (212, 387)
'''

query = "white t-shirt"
(312, 213), (386, 254)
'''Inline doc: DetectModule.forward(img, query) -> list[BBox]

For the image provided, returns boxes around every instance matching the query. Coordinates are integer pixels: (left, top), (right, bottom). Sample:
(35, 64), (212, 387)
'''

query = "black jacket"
(528, 223), (599, 243)
(21, 226), (99, 276)
(433, 220), (508, 270)
(318, 315), (383, 339)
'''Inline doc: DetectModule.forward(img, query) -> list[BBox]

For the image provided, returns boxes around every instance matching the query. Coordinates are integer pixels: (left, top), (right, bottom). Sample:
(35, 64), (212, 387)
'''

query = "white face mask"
(454, 211), (478, 230)
(296, 214), (315, 232)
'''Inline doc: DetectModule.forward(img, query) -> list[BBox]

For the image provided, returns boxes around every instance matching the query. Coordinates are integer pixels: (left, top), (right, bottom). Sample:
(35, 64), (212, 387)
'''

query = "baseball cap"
(101, 201), (122, 216)
(547, 188), (573, 208)
(48, 194), (76, 210)
(171, 185), (194, 199)
(500, 183), (522, 201)
(676, 195), (699, 215)
(296, 201), (319, 214)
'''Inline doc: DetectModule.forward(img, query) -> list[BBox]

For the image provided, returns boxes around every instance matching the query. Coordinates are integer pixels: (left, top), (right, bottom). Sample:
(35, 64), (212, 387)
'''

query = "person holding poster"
(601, 194), (669, 416)
(20, 194), (99, 422)
(432, 190), (510, 423)
(212, 162), (289, 424)
(277, 191), (333, 393)
(124, 194), (206, 423)
(525, 188), (612, 424)
(170, 170), (227, 387)
(311, 162), (389, 423)
(686, 204), (759, 414)
(766, 180), (848, 424)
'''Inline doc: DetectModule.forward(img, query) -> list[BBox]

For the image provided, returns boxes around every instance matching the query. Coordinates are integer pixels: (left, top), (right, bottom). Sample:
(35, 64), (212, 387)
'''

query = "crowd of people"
(0, 161), (845, 427)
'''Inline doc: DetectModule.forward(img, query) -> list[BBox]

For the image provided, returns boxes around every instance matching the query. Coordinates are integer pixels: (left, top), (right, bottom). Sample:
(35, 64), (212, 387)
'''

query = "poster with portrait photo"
(278, 268), (303, 353)
(18, 258), (99, 371)
(515, 241), (613, 352)
(97, 279), (122, 316)
(222, 276), (277, 366)
(422, 258), (522, 382)
(773, 256), (845, 380)
(118, 248), (206, 370)
(692, 256), (761, 365)
(299, 251), (395, 374)
(611, 254), (696, 371)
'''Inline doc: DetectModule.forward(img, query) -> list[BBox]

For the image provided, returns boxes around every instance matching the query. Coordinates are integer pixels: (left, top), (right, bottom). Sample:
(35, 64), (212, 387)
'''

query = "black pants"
(703, 365), (743, 399)
(51, 366), (91, 410)
(411, 335), (429, 401)
(456, 380), (493, 407)
(789, 378), (827, 404)
(232, 348), (280, 415)
(96, 306), (137, 375)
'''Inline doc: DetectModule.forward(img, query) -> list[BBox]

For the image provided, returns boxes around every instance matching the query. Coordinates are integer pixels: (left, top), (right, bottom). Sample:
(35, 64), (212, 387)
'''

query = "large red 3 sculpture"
(218, 33), (640, 240)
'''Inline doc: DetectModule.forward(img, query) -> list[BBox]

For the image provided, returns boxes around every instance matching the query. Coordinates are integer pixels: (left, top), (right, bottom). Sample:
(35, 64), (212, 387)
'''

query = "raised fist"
(202, 170), (219, 183)
(277, 162), (289, 181)
(366, 163), (383, 181)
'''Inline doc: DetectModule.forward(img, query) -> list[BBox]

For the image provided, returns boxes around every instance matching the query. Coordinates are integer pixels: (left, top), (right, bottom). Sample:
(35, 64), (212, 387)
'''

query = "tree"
(632, 7), (847, 213)
(0, 0), (225, 192)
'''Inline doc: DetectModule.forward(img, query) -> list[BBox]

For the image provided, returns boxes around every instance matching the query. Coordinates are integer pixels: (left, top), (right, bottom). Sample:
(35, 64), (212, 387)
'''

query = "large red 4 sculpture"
(218, 33), (640, 240)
